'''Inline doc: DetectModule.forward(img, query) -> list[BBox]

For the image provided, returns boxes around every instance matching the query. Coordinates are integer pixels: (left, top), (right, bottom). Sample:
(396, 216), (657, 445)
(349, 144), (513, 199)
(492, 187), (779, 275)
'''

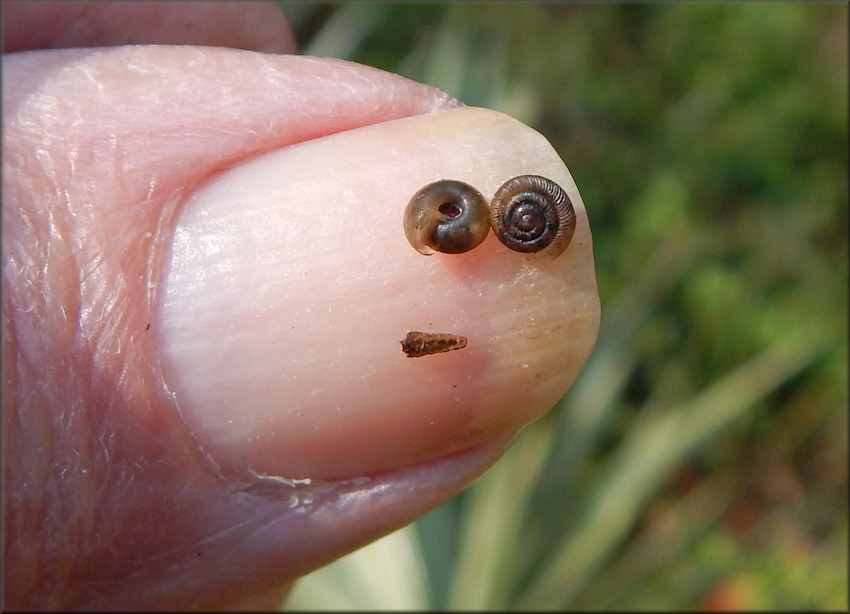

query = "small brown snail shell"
(403, 180), (491, 255)
(490, 175), (576, 257)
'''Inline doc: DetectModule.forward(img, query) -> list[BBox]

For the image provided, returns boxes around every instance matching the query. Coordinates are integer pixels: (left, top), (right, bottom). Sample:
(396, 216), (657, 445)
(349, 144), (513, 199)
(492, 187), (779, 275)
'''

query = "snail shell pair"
(403, 175), (576, 258)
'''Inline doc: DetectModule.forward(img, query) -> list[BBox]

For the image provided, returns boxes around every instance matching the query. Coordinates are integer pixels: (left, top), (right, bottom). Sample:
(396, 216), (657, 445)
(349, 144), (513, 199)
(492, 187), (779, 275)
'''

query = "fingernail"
(158, 107), (600, 481)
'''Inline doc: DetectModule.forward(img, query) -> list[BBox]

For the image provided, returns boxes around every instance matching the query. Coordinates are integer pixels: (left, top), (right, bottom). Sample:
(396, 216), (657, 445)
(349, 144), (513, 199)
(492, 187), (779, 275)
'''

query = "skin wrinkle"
(4, 223), (98, 605)
(83, 487), (319, 607)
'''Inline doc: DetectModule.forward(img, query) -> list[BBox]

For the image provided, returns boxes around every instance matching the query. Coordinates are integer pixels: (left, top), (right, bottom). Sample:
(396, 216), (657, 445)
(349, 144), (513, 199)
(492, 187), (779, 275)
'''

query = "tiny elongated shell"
(490, 175), (576, 257)
(400, 331), (468, 358)
(403, 180), (491, 255)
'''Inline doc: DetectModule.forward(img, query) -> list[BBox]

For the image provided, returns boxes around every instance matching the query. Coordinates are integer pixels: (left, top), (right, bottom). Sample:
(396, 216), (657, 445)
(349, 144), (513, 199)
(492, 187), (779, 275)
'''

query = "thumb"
(2, 47), (599, 610)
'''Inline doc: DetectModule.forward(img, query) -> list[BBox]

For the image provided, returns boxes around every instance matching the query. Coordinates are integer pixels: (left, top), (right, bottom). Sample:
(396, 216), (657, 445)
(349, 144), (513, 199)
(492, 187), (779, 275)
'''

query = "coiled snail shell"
(490, 175), (576, 257)
(403, 180), (491, 255)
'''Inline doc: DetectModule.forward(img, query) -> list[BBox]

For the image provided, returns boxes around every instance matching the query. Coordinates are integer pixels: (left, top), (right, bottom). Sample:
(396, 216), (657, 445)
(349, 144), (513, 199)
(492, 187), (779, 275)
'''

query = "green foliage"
(282, 3), (847, 610)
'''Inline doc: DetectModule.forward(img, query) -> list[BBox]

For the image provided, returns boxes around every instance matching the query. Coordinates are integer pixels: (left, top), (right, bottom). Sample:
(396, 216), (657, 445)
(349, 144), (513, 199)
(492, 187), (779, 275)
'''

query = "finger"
(2, 0), (297, 54)
(2, 47), (599, 610)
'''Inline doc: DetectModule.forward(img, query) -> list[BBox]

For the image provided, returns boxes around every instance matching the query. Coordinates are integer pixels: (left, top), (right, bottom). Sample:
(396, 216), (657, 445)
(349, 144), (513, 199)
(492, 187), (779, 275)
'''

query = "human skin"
(2, 2), (600, 610)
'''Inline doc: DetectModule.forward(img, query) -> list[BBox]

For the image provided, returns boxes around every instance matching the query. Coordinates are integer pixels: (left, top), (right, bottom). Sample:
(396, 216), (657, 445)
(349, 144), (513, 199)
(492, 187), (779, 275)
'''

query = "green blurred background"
(278, 3), (848, 610)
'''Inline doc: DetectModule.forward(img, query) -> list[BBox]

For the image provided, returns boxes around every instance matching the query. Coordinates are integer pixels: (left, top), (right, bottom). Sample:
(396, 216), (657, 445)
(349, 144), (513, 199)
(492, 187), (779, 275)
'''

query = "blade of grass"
(299, 3), (387, 60)
(447, 419), (557, 610)
(575, 470), (738, 609)
(554, 232), (702, 486)
(517, 324), (834, 609)
(413, 4), (472, 102)
(283, 524), (428, 610)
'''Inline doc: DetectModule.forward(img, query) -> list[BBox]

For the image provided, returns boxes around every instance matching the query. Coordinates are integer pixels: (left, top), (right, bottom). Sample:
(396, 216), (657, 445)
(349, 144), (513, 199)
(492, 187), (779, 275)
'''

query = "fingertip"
(158, 107), (600, 481)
